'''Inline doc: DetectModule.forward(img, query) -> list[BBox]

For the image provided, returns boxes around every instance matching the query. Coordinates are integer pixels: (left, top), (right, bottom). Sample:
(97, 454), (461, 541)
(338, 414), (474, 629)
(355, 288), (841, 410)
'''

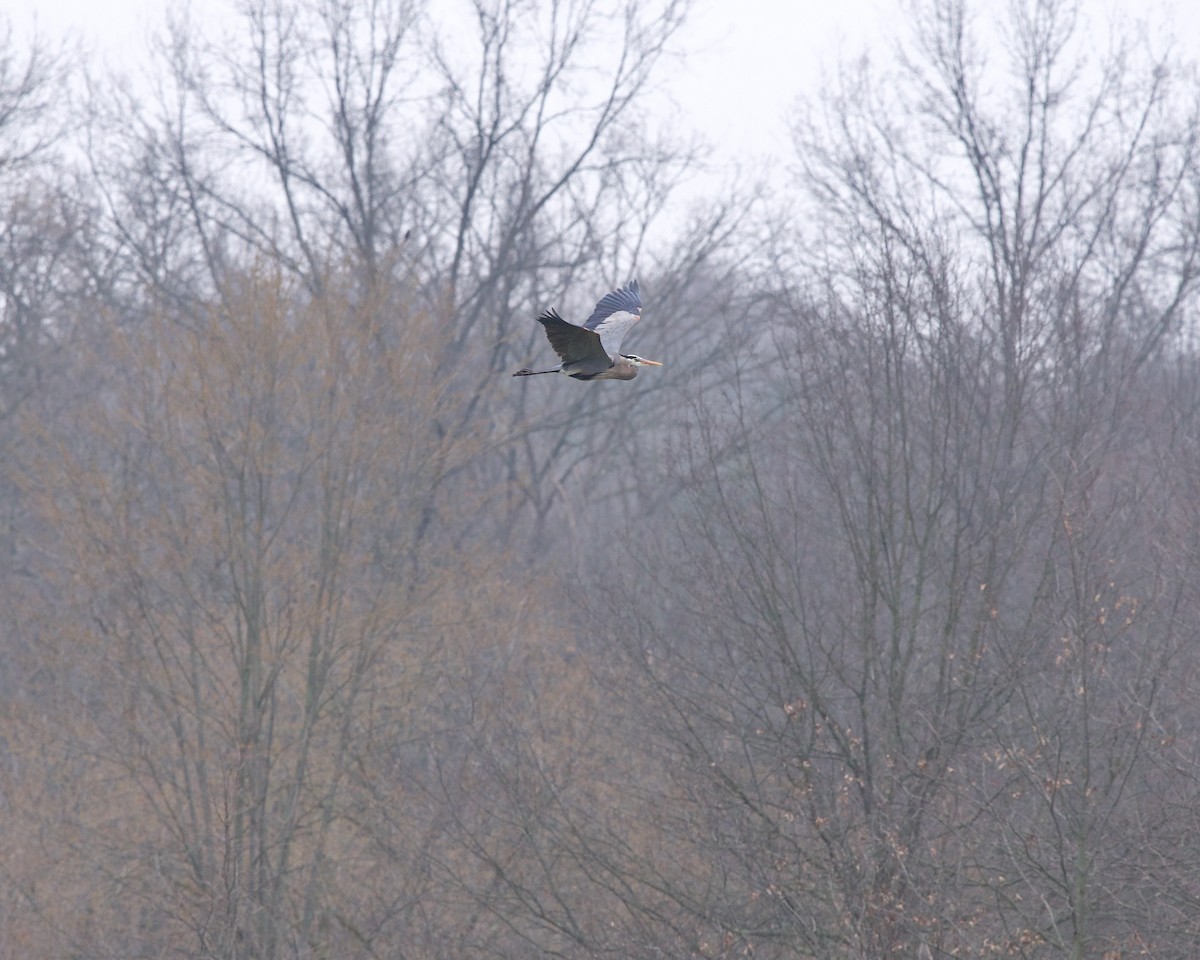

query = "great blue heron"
(512, 279), (662, 381)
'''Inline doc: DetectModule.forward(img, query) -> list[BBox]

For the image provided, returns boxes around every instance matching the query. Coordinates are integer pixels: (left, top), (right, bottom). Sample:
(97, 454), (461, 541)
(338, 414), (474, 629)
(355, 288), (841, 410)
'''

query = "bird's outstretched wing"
(536, 309), (610, 366)
(583, 279), (642, 359)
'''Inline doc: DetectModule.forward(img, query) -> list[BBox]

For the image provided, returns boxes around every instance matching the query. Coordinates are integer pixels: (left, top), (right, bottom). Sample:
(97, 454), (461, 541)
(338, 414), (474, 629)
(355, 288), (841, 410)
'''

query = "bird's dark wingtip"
(513, 369), (532, 377)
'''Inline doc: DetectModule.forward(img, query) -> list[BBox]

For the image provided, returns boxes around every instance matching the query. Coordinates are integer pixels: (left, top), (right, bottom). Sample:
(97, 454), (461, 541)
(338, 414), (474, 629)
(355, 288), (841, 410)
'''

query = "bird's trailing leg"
(512, 367), (560, 377)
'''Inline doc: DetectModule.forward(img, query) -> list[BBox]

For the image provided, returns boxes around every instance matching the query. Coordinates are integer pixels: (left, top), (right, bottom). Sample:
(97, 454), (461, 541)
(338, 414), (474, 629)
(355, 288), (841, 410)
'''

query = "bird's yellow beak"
(640, 359), (663, 367)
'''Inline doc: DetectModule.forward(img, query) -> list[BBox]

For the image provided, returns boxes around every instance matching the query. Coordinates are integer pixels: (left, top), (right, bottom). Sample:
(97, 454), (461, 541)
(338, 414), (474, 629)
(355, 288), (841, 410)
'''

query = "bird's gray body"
(513, 280), (661, 381)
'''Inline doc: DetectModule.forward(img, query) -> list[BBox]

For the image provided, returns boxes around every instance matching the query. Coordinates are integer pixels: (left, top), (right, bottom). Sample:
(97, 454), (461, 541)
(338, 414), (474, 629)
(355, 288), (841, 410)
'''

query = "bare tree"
(79, 0), (750, 555)
(0, 18), (66, 174)
(14, 267), (524, 957)
(588, 1), (1200, 957)
(0, 17), (74, 428)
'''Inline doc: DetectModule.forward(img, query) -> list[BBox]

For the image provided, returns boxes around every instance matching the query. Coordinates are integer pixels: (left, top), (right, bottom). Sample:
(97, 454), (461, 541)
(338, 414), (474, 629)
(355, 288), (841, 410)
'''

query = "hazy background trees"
(588, 2), (1200, 958)
(3, 0), (1200, 957)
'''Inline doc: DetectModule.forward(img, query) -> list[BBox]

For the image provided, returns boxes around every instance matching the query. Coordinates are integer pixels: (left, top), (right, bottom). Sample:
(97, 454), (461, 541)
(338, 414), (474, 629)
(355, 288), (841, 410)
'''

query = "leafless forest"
(2, 0), (1200, 956)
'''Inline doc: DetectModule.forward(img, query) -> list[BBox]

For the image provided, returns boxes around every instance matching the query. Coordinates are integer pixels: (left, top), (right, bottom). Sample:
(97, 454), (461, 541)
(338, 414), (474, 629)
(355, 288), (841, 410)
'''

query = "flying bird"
(513, 279), (662, 381)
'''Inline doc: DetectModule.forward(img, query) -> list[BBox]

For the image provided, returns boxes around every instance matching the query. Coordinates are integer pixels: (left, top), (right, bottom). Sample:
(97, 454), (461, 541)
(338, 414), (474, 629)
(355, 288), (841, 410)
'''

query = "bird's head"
(621, 354), (663, 368)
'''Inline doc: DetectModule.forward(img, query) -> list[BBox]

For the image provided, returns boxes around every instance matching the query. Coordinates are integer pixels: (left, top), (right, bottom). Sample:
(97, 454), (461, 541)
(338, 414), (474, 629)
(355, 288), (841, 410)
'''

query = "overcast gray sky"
(6, 0), (891, 166)
(11, 0), (1200, 178)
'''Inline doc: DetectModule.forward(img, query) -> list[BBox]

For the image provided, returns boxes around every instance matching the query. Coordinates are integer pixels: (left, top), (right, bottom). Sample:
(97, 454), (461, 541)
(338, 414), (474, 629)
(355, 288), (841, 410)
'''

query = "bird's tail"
(512, 367), (559, 377)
